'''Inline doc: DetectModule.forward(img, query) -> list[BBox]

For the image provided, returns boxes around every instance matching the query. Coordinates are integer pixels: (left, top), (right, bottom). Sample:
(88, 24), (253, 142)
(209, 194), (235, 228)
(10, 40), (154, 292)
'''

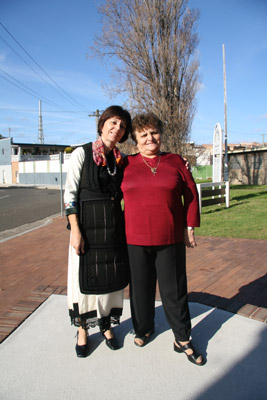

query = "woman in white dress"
(64, 106), (131, 357)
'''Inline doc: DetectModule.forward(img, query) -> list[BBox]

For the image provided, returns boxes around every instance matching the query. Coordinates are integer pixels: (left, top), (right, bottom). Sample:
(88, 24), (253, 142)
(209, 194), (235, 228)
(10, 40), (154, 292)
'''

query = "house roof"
(11, 142), (69, 148)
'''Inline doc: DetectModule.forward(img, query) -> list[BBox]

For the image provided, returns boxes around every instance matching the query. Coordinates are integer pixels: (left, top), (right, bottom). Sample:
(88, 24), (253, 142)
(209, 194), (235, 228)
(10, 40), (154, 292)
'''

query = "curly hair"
(131, 113), (163, 143)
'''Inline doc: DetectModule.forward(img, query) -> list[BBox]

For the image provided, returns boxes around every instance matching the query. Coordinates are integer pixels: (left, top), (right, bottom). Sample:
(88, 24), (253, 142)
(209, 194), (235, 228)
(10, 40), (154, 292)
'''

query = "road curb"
(0, 213), (62, 243)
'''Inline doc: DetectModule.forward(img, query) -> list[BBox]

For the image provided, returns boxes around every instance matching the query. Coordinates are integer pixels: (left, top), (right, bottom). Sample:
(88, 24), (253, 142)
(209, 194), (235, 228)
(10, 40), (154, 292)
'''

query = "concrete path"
(0, 296), (266, 400)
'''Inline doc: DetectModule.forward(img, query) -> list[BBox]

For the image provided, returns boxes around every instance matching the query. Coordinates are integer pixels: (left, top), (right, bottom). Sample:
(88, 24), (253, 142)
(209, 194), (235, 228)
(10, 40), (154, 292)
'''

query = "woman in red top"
(121, 113), (205, 366)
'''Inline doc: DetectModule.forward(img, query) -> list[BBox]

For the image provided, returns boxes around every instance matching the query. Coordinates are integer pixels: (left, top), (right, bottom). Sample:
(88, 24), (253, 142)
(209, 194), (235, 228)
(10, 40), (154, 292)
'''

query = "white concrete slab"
(0, 296), (266, 400)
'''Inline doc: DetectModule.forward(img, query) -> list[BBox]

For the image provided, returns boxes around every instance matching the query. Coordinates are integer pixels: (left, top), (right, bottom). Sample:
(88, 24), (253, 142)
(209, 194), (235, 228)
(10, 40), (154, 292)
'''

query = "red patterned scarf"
(92, 137), (123, 167)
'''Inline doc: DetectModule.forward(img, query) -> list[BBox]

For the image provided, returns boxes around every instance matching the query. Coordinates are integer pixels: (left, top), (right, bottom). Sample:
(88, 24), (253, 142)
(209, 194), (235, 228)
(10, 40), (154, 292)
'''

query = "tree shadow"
(233, 273), (267, 308)
(193, 325), (267, 400)
(186, 274), (267, 360)
(231, 191), (267, 202)
(189, 273), (267, 311)
(202, 202), (243, 214)
(151, 275), (267, 359)
(86, 314), (134, 354)
(113, 300), (267, 399)
(200, 188), (266, 216)
(229, 151), (266, 185)
(116, 300), (236, 362)
(116, 276), (267, 398)
(116, 275), (267, 361)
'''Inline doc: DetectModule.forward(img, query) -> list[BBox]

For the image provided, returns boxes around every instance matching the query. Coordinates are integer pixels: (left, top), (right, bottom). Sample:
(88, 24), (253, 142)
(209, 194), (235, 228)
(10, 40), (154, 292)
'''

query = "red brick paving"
(0, 217), (267, 343)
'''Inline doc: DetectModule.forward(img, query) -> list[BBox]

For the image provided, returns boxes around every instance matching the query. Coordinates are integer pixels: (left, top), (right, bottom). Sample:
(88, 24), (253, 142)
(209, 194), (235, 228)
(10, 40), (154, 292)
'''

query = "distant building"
(0, 138), (12, 184)
(1, 137), (266, 186)
(11, 140), (69, 158)
(227, 147), (267, 185)
(193, 142), (266, 166)
(0, 138), (70, 185)
(228, 142), (266, 151)
(194, 144), (213, 166)
(186, 141), (266, 184)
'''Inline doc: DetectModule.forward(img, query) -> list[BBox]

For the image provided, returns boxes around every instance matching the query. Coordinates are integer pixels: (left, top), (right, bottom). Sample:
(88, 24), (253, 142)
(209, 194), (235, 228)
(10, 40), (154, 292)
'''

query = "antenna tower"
(38, 100), (44, 144)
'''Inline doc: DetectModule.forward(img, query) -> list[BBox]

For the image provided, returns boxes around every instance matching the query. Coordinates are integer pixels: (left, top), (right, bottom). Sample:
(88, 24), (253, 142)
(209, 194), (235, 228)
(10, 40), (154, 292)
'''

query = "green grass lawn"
(195, 185), (267, 240)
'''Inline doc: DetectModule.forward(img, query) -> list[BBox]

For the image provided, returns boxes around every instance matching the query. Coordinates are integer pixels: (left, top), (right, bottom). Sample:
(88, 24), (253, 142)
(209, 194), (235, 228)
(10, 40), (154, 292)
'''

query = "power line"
(0, 73), (50, 104)
(0, 34), (71, 107)
(0, 22), (88, 112)
(0, 106), (86, 114)
(45, 116), (89, 126)
(0, 68), (67, 110)
(0, 22), (103, 135)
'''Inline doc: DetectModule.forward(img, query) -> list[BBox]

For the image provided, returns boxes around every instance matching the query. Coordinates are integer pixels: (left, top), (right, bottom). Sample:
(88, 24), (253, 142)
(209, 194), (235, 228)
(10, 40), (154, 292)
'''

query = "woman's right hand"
(68, 214), (85, 255)
(184, 228), (197, 248)
(70, 228), (85, 255)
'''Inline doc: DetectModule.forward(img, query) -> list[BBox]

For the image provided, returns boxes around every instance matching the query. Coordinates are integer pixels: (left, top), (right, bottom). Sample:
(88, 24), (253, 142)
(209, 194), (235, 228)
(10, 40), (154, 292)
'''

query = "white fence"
(196, 181), (230, 214)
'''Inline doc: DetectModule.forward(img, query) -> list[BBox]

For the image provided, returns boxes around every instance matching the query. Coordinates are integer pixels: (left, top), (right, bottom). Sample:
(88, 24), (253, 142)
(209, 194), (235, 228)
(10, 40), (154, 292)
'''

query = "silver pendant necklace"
(141, 154), (161, 176)
(106, 153), (117, 176)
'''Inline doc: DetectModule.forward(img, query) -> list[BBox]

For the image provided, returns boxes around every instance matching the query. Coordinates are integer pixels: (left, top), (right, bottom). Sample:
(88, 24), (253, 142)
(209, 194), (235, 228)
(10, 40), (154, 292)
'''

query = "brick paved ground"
(1, 217), (267, 343)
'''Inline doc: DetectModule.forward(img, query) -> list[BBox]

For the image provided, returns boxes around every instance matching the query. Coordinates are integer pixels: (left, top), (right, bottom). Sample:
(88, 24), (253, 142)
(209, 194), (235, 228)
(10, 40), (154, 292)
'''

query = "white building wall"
(50, 159), (60, 173)
(3, 153), (72, 186)
(0, 138), (12, 184)
(0, 165), (12, 184)
(35, 160), (48, 173)
(19, 162), (24, 173)
(17, 153), (71, 186)
(24, 161), (34, 173)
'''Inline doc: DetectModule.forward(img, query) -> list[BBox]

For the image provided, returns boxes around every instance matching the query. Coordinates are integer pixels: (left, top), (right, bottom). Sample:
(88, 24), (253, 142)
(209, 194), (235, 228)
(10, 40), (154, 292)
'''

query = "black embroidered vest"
(78, 143), (129, 294)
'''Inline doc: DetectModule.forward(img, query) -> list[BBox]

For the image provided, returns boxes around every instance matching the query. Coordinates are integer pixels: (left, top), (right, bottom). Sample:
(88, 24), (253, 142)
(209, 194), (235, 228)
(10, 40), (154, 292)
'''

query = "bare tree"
(117, 138), (138, 155)
(92, 0), (200, 154)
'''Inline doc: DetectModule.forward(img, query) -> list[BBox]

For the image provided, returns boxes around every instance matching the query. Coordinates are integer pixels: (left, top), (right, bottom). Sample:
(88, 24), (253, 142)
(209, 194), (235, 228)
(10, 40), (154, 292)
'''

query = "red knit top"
(121, 153), (200, 246)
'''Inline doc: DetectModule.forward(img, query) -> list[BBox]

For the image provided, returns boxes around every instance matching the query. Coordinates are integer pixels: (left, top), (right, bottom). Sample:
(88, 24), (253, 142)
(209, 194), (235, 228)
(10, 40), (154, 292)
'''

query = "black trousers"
(127, 243), (191, 342)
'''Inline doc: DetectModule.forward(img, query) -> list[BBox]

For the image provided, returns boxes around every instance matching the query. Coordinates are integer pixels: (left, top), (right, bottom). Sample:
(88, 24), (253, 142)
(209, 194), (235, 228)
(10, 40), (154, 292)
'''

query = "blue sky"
(0, 0), (266, 146)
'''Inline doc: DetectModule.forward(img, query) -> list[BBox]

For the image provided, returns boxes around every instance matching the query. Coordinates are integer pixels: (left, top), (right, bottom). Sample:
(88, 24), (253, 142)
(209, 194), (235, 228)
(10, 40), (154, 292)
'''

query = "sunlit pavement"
(0, 296), (266, 400)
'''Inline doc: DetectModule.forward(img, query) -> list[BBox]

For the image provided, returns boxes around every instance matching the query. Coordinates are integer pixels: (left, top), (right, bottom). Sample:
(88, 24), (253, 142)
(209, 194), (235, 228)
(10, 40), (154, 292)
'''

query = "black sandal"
(174, 341), (206, 366)
(134, 330), (154, 347)
(102, 329), (119, 350)
(75, 331), (89, 358)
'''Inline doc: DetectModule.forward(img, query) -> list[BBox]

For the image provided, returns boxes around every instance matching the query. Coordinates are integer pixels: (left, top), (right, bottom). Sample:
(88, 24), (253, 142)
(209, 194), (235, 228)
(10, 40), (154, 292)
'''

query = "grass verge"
(195, 185), (267, 240)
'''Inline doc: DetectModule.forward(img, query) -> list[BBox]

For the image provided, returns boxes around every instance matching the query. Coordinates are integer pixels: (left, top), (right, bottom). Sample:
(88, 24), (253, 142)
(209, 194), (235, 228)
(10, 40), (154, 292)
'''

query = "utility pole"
(8, 128), (11, 138)
(88, 109), (103, 139)
(38, 100), (44, 144)
(223, 44), (228, 181)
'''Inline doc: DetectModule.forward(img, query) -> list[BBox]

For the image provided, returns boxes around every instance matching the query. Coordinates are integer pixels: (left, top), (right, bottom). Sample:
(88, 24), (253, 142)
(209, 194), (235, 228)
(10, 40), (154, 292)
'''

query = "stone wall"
(228, 148), (267, 185)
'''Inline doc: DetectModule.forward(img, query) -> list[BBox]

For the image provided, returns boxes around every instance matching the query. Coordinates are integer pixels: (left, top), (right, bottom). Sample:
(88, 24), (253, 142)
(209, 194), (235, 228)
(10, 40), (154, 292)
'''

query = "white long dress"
(64, 147), (124, 329)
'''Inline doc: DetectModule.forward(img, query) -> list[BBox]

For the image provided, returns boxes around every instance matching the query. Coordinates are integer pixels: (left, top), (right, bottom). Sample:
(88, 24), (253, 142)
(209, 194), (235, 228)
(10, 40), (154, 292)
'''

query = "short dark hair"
(131, 113), (163, 143)
(98, 105), (132, 143)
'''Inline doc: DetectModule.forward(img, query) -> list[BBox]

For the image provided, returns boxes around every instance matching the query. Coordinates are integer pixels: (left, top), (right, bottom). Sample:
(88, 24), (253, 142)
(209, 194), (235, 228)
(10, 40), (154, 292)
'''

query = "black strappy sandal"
(134, 330), (154, 347)
(174, 341), (206, 366)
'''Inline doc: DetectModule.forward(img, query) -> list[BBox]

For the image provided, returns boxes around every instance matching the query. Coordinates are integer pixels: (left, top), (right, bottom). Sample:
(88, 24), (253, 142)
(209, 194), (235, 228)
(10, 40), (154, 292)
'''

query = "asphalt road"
(0, 187), (64, 232)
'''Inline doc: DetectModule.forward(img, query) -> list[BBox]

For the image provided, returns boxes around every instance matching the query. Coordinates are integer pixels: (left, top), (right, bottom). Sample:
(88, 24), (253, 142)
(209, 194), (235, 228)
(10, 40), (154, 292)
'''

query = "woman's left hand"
(184, 228), (197, 248)
(183, 158), (190, 170)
